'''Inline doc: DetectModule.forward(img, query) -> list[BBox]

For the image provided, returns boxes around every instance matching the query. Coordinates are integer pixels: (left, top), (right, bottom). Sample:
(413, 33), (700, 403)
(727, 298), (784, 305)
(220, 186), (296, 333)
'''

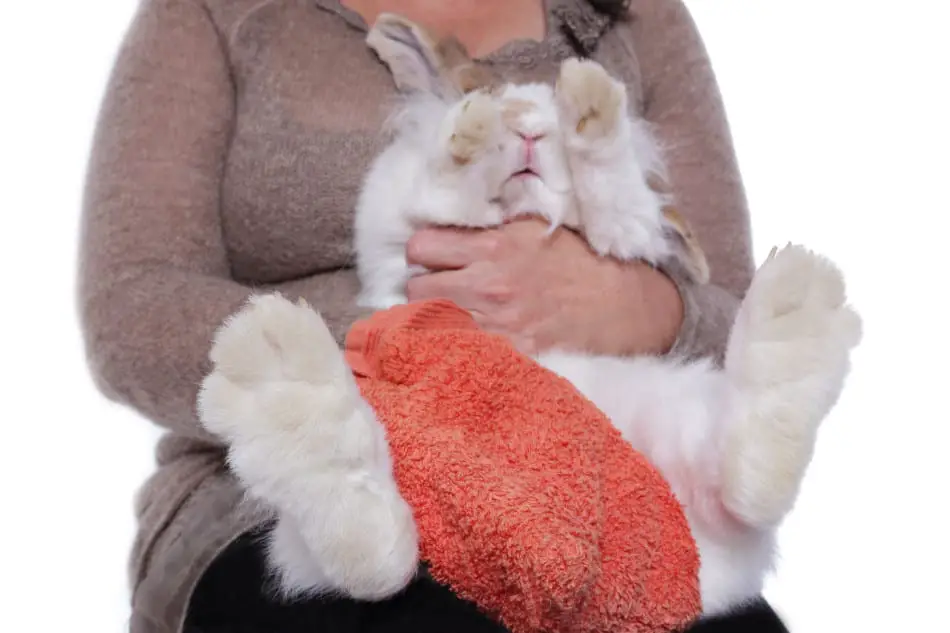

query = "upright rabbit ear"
(367, 12), (496, 98)
(661, 206), (711, 285)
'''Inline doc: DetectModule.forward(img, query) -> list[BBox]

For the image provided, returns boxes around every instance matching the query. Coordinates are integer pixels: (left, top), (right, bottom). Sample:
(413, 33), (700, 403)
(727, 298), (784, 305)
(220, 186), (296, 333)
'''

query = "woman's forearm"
(582, 260), (684, 358)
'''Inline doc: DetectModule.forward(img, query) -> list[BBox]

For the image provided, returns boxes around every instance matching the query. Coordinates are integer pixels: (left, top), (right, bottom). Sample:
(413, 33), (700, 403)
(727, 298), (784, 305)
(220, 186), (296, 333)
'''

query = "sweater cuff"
(662, 273), (740, 367)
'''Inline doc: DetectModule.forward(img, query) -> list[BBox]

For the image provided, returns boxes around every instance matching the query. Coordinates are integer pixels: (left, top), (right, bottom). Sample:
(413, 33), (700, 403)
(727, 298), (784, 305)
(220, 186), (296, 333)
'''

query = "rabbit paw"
(722, 245), (863, 527)
(581, 211), (660, 262)
(556, 58), (626, 144)
(449, 90), (501, 165)
(197, 293), (419, 600)
(729, 244), (863, 390)
(201, 293), (347, 399)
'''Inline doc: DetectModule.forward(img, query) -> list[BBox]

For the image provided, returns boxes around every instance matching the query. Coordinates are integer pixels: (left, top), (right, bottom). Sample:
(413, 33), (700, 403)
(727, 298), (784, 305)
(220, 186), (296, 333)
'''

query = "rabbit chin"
(498, 169), (580, 229)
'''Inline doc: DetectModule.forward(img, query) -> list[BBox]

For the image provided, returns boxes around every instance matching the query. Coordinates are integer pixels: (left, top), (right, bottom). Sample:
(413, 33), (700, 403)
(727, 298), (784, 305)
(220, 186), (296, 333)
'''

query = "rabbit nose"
(519, 131), (542, 165)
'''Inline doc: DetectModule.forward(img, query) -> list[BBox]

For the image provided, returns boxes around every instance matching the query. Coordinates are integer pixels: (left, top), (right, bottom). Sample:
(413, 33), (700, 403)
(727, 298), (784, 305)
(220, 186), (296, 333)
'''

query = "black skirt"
(185, 528), (790, 633)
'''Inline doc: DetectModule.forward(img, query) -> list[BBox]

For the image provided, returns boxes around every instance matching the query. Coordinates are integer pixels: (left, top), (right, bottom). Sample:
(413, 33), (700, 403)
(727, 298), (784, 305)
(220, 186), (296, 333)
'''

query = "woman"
(78, 0), (786, 631)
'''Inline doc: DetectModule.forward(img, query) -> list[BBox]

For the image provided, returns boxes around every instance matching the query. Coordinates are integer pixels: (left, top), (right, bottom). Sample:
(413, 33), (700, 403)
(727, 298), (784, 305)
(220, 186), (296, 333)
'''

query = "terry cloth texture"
(343, 299), (702, 633)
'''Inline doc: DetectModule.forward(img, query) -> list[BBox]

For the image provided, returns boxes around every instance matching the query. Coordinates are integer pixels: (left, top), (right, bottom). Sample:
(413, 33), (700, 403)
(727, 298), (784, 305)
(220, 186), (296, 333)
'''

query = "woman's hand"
(405, 217), (684, 356)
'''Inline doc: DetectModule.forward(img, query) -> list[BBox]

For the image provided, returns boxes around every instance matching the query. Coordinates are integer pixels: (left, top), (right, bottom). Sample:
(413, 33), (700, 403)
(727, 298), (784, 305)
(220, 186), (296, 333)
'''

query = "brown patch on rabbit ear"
(436, 36), (498, 94)
(662, 207), (710, 284)
(435, 36), (469, 65)
(454, 64), (498, 93)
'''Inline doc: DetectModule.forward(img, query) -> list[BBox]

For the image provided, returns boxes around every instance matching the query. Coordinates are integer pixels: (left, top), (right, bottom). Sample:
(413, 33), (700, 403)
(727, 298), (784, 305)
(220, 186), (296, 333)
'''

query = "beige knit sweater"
(77, 1), (754, 631)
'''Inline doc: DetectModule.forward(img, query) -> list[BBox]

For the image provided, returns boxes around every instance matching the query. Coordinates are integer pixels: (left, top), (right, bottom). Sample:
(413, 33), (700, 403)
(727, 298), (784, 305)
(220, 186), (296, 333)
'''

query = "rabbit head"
(363, 12), (709, 287)
(366, 13), (577, 227)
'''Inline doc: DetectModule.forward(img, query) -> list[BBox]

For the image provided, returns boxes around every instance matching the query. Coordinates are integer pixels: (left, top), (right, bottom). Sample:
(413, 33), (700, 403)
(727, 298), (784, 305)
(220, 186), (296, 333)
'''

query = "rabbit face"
(436, 81), (577, 226)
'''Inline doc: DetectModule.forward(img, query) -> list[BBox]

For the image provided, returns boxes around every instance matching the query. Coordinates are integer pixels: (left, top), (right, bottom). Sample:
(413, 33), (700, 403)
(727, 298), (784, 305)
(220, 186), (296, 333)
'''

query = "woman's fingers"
(406, 227), (501, 270)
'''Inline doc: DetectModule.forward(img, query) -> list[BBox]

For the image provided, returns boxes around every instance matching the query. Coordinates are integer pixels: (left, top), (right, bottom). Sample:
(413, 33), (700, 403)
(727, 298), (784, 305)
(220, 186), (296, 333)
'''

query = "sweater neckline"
(312, 0), (619, 67)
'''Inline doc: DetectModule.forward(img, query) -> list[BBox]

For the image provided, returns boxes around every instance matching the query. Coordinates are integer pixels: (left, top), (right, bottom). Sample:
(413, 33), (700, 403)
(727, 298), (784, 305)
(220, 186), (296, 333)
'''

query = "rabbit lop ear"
(660, 206), (711, 285)
(367, 12), (496, 98)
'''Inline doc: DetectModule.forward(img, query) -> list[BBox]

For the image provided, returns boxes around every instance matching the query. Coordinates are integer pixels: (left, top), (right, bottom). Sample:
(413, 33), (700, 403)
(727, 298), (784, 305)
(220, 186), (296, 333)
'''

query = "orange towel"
(344, 299), (701, 633)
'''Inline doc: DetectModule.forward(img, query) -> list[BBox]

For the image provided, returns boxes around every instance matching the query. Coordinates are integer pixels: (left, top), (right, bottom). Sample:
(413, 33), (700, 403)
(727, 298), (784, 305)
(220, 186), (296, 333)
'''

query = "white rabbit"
(197, 13), (863, 620)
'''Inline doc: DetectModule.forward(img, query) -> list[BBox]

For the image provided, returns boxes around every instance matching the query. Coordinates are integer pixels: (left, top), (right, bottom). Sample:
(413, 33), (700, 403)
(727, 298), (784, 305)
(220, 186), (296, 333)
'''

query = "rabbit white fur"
(197, 13), (863, 621)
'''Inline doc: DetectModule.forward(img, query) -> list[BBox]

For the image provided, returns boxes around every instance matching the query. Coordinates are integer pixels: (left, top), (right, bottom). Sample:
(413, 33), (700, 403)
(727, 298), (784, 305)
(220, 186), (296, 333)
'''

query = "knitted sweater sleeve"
(77, 0), (366, 439)
(626, 0), (757, 363)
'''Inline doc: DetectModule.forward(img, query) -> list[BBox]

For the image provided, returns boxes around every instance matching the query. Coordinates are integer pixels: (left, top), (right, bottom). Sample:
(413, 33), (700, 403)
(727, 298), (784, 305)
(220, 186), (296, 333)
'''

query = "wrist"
(609, 261), (683, 356)
(640, 262), (684, 354)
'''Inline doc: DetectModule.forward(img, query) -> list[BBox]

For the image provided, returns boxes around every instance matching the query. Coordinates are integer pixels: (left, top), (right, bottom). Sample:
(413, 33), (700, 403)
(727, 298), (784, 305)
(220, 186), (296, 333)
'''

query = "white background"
(2, 1), (948, 631)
